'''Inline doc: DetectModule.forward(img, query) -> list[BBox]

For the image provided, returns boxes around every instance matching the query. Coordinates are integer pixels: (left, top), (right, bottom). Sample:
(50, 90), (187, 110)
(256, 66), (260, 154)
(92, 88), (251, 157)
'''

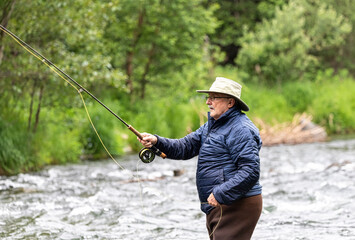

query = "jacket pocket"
(197, 168), (224, 201)
(198, 168), (224, 187)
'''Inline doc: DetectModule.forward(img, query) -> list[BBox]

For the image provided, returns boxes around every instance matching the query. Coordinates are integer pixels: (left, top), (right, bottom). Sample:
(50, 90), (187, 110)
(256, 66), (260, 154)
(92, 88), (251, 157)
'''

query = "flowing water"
(1, 138), (354, 239)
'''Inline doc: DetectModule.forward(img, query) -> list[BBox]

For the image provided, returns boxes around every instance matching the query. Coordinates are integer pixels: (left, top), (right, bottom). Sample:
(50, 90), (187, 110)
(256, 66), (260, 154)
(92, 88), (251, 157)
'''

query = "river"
(1, 138), (354, 239)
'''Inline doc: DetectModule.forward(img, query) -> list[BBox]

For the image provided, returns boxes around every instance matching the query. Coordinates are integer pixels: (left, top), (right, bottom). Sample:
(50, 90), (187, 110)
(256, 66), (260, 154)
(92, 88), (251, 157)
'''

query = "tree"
(0, 0), (16, 65)
(321, 0), (355, 75)
(236, 0), (352, 85)
(0, 0), (124, 130)
(205, 0), (288, 66)
(103, 0), (217, 100)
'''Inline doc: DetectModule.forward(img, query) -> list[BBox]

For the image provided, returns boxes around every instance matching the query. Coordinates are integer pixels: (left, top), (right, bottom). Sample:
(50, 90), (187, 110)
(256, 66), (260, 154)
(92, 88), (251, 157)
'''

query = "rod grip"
(128, 125), (167, 159)
(128, 125), (143, 139)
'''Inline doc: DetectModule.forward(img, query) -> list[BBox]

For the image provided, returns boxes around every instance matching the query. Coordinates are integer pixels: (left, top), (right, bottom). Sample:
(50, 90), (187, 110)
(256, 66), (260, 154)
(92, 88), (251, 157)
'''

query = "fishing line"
(201, 202), (223, 238)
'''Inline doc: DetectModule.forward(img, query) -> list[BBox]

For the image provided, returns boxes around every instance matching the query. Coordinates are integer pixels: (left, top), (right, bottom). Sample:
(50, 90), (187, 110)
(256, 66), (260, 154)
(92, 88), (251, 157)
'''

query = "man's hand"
(207, 193), (220, 207)
(138, 133), (157, 148)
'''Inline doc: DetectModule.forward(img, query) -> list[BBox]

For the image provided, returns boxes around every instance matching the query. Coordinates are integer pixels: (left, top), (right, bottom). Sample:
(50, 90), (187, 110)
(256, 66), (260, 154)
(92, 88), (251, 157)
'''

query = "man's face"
(206, 93), (234, 120)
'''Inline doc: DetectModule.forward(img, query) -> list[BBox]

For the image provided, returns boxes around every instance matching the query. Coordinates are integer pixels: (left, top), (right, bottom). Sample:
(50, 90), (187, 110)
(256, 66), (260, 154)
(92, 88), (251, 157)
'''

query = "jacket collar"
(207, 107), (240, 131)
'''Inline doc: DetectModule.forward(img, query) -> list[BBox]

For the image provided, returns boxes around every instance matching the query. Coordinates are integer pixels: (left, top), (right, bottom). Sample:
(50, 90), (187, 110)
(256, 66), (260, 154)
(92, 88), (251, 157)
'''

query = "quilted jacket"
(154, 107), (262, 214)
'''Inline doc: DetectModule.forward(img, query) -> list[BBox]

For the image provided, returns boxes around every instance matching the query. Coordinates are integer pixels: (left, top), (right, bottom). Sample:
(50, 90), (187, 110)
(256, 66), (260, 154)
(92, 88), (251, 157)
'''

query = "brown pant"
(206, 194), (262, 240)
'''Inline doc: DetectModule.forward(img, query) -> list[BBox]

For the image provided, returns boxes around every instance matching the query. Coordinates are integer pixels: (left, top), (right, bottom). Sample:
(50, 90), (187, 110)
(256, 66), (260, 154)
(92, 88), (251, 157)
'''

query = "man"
(139, 77), (262, 240)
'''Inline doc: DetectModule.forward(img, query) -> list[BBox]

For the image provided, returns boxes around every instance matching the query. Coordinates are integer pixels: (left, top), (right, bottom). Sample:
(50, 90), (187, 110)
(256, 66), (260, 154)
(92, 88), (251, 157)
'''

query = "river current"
(1, 138), (354, 239)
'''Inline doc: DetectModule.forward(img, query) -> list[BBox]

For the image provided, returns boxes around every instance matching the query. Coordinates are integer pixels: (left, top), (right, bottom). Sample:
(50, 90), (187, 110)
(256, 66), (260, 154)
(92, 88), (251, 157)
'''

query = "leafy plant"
(237, 0), (351, 85)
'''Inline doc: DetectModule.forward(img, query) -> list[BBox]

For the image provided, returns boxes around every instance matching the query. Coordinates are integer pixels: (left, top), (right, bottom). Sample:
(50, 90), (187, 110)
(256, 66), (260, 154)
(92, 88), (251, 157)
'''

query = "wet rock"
(173, 169), (185, 177)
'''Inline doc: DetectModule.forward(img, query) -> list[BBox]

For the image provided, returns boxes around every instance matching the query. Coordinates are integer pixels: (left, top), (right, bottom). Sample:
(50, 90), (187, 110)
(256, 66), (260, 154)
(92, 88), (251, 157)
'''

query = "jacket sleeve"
(154, 124), (205, 160)
(213, 127), (261, 204)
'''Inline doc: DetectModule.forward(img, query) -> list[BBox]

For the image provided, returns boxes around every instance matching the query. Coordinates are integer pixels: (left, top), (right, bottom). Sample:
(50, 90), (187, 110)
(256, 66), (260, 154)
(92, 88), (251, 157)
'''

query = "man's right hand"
(138, 133), (157, 148)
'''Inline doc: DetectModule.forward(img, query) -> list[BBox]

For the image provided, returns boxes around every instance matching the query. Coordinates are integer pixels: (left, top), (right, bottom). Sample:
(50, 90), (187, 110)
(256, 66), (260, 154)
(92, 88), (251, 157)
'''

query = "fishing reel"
(139, 147), (155, 163)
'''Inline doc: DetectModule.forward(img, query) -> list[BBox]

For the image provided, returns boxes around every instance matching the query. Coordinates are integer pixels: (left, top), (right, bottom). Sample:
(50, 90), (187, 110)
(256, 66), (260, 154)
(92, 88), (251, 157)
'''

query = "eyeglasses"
(205, 96), (231, 101)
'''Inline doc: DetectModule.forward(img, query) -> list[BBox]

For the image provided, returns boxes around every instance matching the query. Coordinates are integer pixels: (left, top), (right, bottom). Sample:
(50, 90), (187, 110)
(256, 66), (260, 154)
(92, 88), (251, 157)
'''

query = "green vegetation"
(1, 0), (355, 175)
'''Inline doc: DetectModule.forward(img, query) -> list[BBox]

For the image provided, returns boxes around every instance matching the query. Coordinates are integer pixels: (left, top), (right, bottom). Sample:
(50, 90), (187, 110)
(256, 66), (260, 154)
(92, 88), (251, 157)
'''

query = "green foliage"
(79, 99), (126, 158)
(281, 81), (315, 114)
(310, 70), (355, 134)
(33, 109), (82, 165)
(205, 0), (288, 65)
(237, 0), (352, 85)
(0, 107), (83, 174)
(0, 116), (33, 175)
(103, 0), (217, 99)
(320, 0), (355, 74)
(242, 83), (293, 124)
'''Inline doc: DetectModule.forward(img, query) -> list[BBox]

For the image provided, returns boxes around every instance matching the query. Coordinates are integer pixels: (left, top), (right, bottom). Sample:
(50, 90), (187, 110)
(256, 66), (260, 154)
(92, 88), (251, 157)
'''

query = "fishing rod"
(0, 24), (166, 163)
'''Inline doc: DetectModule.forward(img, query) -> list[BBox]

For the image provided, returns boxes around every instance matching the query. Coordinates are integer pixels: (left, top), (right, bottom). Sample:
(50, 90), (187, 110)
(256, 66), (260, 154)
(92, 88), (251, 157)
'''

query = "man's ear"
(228, 98), (236, 108)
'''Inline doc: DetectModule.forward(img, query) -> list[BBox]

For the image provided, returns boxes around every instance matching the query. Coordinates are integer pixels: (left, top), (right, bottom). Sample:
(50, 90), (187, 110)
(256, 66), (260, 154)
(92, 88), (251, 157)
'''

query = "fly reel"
(139, 147), (155, 163)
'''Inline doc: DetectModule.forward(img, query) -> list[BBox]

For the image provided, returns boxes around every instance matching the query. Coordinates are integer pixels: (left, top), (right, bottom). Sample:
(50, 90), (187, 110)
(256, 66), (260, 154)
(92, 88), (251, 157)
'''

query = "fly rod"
(0, 24), (166, 163)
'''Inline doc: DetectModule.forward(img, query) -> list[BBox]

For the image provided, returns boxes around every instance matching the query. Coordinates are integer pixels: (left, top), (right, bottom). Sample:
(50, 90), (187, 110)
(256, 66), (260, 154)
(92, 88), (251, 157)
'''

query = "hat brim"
(196, 90), (249, 111)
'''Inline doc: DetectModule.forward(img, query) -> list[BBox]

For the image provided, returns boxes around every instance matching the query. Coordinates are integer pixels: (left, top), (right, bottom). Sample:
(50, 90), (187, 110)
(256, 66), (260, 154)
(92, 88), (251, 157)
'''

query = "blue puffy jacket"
(155, 107), (262, 214)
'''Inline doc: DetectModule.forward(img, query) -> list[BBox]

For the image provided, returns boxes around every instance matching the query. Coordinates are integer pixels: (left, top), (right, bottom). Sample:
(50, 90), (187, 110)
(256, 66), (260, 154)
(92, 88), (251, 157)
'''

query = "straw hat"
(196, 77), (249, 111)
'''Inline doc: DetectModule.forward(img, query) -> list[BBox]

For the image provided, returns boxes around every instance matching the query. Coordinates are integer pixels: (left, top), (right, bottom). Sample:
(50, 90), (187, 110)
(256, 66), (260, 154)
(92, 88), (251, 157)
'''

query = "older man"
(139, 77), (262, 240)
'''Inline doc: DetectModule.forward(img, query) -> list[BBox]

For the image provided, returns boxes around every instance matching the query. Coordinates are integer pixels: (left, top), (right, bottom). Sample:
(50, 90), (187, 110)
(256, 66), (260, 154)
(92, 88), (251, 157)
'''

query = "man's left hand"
(207, 193), (220, 207)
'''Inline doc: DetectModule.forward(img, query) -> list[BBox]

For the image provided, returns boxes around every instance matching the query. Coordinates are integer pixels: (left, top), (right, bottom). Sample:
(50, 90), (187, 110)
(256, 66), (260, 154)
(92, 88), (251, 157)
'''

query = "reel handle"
(128, 125), (167, 159)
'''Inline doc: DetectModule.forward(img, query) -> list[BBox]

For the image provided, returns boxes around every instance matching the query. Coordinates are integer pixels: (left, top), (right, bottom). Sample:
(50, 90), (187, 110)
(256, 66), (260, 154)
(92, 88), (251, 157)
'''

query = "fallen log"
(254, 113), (328, 146)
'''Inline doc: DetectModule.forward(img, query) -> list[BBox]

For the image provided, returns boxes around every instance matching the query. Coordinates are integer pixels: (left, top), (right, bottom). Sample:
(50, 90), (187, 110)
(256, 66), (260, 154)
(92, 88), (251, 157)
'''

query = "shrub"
(0, 116), (36, 175)
(310, 75), (355, 134)
(281, 81), (315, 114)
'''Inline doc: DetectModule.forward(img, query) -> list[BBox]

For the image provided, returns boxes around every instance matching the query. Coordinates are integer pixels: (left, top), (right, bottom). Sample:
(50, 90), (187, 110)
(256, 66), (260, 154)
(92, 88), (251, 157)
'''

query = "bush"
(310, 72), (355, 134)
(0, 107), (85, 175)
(79, 100), (126, 158)
(281, 81), (315, 114)
(0, 116), (33, 175)
(243, 84), (293, 124)
(237, 0), (351, 85)
(33, 111), (82, 165)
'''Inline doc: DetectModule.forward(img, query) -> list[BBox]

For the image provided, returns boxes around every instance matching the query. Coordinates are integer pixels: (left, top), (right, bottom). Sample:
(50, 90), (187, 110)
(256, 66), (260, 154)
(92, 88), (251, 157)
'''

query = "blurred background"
(1, 1), (355, 239)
